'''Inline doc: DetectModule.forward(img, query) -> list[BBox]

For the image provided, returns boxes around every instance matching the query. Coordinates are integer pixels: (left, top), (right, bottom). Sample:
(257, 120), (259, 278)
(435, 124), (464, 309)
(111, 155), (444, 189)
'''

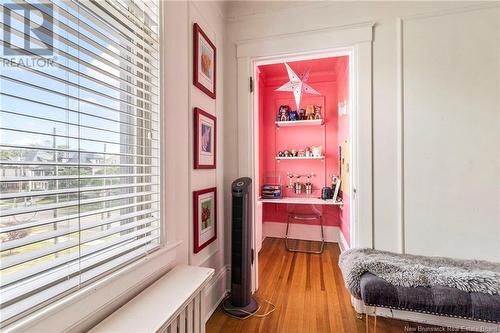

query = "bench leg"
(365, 308), (377, 333)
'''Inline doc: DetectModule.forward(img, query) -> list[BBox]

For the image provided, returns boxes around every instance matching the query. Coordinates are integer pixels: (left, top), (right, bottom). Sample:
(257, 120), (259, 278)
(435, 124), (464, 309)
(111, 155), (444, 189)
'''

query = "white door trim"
(235, 23), (374, 291)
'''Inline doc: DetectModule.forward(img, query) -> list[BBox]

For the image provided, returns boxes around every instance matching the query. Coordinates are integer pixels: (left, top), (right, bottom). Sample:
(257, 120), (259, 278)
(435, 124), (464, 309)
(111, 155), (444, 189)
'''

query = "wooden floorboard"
(206, 238), (472, 333)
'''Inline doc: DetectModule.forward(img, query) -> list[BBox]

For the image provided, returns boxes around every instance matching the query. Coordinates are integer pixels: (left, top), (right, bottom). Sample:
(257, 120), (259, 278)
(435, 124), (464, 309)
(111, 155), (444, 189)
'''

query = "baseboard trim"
(263, 221), (340, 243)
(339, 230), (350, 252)
(204, 265), (229, 322)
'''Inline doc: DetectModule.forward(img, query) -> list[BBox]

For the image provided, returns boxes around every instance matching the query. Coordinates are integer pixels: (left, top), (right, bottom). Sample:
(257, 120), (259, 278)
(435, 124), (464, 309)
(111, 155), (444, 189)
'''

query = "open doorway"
(251, 51), (356, 291)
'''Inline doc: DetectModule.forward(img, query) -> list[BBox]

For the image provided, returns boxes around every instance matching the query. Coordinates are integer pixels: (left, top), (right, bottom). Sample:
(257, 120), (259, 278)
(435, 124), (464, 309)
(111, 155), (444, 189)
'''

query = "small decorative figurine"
(305, 105), (315, 120)
(283, 150), (291, 157)
(290, 149), (297, 157)
(277, 105), (290, 122)
(305, 147), (312, 157)
(298, 108), (305, 120)
(277, 151), (285, 157)
(289, 110), (299, 121)
(297, 149), (305, 157)
(314, 105), (322, 120)
(311, 145), (323, 157)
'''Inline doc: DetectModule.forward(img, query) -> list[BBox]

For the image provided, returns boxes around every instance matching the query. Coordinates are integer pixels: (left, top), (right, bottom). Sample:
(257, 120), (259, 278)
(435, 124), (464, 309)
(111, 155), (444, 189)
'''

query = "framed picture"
(194, 107), (216, 169)
(193, 23), (216, 99)
(193, 187), (217, 253)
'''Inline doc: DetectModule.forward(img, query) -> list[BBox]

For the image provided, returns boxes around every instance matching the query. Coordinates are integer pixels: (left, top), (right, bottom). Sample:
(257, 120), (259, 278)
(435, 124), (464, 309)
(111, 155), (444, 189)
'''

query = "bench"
(359, 272), (500, 332)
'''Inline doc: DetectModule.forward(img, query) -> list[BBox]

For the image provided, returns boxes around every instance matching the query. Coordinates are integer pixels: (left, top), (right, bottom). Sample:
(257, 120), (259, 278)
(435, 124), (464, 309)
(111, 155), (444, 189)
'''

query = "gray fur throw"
(339, 248), (500, 299)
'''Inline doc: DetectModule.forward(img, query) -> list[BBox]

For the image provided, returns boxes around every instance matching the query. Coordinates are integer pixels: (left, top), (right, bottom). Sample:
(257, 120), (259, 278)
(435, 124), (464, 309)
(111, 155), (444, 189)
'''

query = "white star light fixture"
(275, 63), (320, 109)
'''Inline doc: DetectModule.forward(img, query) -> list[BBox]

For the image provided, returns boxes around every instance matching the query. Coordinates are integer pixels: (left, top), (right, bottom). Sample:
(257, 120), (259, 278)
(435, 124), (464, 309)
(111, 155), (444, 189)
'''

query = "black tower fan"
(223, 177), (258, 317)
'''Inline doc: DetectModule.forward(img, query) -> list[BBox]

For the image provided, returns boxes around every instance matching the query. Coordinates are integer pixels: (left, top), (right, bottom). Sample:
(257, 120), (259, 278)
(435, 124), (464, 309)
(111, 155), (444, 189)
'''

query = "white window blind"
(0, 0), (160, 324)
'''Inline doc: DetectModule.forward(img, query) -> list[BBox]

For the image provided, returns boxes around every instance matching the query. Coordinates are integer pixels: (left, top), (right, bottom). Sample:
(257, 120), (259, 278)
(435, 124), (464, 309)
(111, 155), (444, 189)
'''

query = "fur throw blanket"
(339, 248), (500, 299)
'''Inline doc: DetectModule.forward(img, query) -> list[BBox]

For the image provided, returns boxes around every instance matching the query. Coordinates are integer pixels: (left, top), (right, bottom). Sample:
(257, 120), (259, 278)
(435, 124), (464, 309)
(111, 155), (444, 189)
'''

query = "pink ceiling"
(258, 56), (348, 84)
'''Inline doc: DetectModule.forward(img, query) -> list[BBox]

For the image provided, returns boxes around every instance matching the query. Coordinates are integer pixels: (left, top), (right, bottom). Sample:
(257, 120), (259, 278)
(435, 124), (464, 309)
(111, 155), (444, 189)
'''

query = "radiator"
(159, 291), (204, 333)
(90, 265), (214, 333)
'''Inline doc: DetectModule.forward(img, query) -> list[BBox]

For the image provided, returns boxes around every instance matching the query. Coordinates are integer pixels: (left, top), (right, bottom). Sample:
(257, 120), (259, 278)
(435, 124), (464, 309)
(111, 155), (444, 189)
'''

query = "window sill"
(3, 240), (182, 333)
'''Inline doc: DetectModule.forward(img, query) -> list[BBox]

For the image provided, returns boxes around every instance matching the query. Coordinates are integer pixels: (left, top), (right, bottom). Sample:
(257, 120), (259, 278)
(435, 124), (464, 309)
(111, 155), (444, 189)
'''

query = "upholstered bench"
(359, 272), (500, 332)
(339, 248), (500, 332)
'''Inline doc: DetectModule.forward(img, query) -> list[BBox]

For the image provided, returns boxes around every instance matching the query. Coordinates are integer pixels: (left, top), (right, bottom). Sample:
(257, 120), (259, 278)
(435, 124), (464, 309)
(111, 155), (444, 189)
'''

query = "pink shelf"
(275, 119), (324, 127)
(275, 156), (325, 160)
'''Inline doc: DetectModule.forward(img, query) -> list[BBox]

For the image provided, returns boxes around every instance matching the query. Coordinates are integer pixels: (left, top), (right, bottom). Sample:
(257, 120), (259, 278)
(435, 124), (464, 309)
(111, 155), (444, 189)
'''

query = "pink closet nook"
(256, 56), (351, 246)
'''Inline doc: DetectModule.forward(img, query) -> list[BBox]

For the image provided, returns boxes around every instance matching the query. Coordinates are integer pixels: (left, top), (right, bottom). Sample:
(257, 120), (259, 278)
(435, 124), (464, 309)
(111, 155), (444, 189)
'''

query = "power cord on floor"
(222, 295), (276, 320)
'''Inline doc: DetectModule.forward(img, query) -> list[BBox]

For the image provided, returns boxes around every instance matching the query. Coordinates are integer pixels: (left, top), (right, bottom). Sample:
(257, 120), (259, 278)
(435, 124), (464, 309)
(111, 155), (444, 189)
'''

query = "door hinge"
(249, 76), (254, 93)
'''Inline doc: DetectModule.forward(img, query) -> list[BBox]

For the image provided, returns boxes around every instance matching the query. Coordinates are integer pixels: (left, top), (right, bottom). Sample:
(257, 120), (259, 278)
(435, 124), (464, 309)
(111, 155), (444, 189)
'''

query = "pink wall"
(258, 58), (346, 227)
(336, 57), (351, 245)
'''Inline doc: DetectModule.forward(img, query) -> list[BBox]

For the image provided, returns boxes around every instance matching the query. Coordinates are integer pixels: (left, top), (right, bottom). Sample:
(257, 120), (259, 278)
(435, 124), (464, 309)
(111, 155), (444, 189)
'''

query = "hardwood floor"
(206, 238), (469, 333)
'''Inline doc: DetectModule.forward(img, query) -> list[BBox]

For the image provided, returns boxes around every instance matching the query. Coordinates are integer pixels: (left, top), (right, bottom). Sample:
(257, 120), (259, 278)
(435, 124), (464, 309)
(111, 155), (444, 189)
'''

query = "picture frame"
(194, 107), (216, 169)
(193, 23), (216, 99)
(332, 178), (342, 202)
(193, 187), (217, 253)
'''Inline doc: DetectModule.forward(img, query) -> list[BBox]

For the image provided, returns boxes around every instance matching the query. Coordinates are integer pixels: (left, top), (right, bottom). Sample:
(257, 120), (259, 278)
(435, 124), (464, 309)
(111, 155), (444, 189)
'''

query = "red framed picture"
(193, 23), (216, 99)
(194, 107), (216, 169)
(193, 187), (217, 253)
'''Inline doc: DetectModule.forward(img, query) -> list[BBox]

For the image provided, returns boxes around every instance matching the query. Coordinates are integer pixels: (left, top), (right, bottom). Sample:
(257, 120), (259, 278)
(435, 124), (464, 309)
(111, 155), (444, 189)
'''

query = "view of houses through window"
(0, 0), (160, 324)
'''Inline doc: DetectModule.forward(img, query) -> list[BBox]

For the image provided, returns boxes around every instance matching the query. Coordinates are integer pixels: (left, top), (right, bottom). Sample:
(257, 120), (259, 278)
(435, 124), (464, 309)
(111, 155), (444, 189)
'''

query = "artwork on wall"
(193, 187), (217, 253)
(193, 23), (216, 99)
(194, 107), (216, 169)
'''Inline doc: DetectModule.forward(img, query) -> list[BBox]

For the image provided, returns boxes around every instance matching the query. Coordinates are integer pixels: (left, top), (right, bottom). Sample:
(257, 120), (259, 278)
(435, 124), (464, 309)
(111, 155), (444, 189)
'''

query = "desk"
(259, 197), (343, 206)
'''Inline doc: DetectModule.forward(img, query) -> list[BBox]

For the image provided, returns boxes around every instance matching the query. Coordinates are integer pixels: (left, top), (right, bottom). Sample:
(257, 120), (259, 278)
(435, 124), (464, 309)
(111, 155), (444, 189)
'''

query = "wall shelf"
(275, 119), (324, 127)
(259, 197), (343, 206)
(275, 156), (325, 161)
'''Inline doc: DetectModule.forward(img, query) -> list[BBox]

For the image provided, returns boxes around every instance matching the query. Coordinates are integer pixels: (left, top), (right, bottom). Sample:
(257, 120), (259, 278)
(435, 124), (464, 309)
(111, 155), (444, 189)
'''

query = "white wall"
(165, 0), (229, 319)
(402, 7), (500, 261)
(186, 1), (230, 318)
(224, 2), (500, 261)
(4, 3), (228, 332)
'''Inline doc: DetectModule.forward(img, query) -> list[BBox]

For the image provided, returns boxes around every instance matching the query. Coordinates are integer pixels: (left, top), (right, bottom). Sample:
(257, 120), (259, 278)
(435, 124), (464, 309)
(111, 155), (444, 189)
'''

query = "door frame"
(235, 23), (374, 292)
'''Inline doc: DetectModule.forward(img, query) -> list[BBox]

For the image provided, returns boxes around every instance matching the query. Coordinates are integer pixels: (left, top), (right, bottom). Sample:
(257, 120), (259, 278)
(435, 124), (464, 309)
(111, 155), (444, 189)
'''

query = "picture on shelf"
(332, 178), (341, 201)
(329, 175), (341, 199)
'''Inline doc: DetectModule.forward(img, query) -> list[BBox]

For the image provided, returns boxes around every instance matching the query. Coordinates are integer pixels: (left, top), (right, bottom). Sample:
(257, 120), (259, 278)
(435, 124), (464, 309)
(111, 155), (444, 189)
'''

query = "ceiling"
(258, 56), (348, 84)
(225, 1), (328, 21)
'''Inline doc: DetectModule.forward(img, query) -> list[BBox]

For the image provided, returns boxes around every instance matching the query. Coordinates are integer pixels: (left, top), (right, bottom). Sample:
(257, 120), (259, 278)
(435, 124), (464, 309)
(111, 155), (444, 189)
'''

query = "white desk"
(259, 197), (343, 205)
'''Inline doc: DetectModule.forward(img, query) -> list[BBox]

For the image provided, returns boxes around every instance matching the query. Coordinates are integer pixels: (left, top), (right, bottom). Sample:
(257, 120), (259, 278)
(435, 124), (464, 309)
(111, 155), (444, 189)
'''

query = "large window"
(0, 0), (160, 324)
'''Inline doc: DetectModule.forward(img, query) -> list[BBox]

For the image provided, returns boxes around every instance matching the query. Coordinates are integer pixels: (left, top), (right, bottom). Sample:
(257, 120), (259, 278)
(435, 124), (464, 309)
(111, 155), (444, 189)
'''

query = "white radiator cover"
(159, 293), (203, 333)
(89, 265), (214, 333)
